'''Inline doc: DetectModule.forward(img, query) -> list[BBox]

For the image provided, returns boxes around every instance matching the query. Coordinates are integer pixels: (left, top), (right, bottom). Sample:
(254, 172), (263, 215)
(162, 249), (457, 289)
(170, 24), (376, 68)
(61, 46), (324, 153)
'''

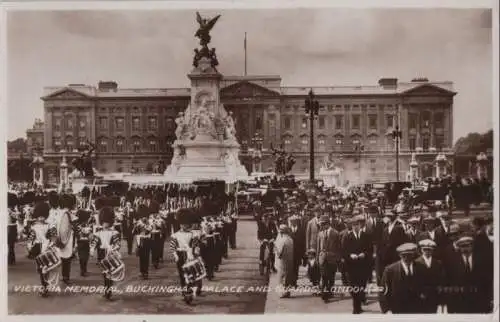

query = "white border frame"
(0, 1), (498, 322)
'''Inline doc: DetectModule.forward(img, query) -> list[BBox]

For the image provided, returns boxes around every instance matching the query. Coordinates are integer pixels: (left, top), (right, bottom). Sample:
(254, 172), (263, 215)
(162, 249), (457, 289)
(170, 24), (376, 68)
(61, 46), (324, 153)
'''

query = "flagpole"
(244, 32), (247, 76)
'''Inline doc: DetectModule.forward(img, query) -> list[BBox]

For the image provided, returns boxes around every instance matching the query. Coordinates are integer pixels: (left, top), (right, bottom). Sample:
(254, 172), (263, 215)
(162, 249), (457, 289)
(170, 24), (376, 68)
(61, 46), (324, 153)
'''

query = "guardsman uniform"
(133, 204), (152, 279)
(122, 202), (135, 255)
(90, 206), (121, 300)
(201, 217), (216, 280)
(75, 209), (92, 277)
(25, 202), (57, 297)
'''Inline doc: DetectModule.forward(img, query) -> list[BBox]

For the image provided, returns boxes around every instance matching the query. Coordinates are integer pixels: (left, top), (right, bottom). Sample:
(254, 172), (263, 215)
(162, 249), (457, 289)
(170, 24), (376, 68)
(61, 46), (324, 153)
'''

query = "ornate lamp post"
(476, 152), (488, 179)
(434, 152), (447, 178)
(304, 89), (320, 183)
(389, 125), (403, 182)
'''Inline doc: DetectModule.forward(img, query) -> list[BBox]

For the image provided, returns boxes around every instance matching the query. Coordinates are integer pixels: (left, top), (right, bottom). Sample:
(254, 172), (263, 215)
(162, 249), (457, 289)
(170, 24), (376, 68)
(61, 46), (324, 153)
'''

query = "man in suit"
(288, 212), (306, 287)
(305, 207), (322, 256)
(316, 215), (341, 303)
(342, 215), (373, 314)
(445, 235), (493, 313)
(415, 239), (445, 313)
(378, 211), (408, 284)
(275, 224), (295, 298)
(379, 243), (425, 313)
(364, 205), (384, 284)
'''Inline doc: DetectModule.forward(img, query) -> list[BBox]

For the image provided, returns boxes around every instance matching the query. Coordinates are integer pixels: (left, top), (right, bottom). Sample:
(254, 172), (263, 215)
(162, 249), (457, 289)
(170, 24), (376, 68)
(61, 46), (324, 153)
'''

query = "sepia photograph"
(3, 0), (497, 317)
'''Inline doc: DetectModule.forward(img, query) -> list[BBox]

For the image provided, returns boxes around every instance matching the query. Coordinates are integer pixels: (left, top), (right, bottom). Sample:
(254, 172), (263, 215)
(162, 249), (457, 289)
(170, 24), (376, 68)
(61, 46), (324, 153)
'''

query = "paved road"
(8, 216), (268, 314)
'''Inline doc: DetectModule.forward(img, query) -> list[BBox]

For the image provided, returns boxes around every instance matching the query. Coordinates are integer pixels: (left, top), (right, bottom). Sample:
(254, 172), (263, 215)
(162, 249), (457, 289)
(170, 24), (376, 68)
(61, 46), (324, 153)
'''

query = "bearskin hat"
(137, 204), (150, 219)
(8, 193), (18, 208)
(33, 201), (50, 219)
(48, 191), (60, 208)
(149, 200), (160, 215)
(20, 191), (36, 205)
(76, 209), (92, 223)
(109, 195), (121, 208)
(99, 206), (115, 225)
(95, 197), (108, 210)
(126, 190), (135, 203)
(59, 193), (76, 209)
(177, 208), (193, 225)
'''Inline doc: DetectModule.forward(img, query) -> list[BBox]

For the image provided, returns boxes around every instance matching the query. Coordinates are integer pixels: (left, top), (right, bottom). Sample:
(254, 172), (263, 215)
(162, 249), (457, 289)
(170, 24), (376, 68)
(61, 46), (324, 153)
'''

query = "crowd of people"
(7, 174), (494, 313)
(253, 180), (494, 314)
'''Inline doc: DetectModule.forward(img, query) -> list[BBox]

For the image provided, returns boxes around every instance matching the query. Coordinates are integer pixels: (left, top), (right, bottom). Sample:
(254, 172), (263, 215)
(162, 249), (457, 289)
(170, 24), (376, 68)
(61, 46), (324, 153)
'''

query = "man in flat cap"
(288, 212), (306, 286)
(316, 215), (341, 303)
(415, 239), (445, 313)
(445, 234), (493, 313)
(342, 215), (372, 313)
(379, 243), (424, 313)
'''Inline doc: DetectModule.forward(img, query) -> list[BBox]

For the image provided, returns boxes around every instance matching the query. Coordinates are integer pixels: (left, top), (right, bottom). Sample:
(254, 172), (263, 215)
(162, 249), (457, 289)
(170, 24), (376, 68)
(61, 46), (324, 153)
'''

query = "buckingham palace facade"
(39, 76), (455, 184)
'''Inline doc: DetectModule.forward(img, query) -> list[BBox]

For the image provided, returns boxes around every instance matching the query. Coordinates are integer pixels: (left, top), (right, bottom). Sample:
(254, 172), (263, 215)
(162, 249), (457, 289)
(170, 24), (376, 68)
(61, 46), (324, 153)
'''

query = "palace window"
(335, 115), (343, 129)
(369, 138), (377, 146)
(300, 137), (308, 152)
(409, 137), (416, 151)
(284, 116), (291, 130)
(115, 117), (124, 131)
(435, 136), (445, 150)
(255, 116), (263, 131)
(335, 139), (343, 145)
(301, 117), (308, 129)
(53, 139), (61, 152)
(148, 117), (158, 130)
(318, 116), (325, 129)
(65, 137), (74, 152)
(409, 113), (418, 129)
(284, 138), (292, 146)
(421, 111), (431, 128)
(98, 138), (107, 153)
(99, 117), (108, 130)
(386, 115), (394, 128)
(165, 117), (175, 132)
(132, 117), (141, 131)
(132, 138), (141, 152)
(65, 118), (74, 130)
(368, 114), (377, 129)
(352, 115), (360, 129)
(116, 138), (124, 153)
(422, 137), (430, 151)
(434, 112), (444, 128)
(149, 139), (157, 152)
(352, 139), (360, 146)
(54, 118), (62, 131)
(79, 119), (86, 130)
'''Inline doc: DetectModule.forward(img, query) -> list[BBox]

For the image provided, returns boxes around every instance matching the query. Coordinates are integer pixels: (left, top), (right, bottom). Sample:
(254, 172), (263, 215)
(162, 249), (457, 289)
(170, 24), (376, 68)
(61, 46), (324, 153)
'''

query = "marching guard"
(133, 204), (152, 279)
(74, 209), (93, 277)
(90, 206), (122, 300)
(25, 202), (57, 297)
(169, 209), (203, 304)
(148, 201), (164, 269)
(122, 201), (135, 255)
(8, 193), (19, 265)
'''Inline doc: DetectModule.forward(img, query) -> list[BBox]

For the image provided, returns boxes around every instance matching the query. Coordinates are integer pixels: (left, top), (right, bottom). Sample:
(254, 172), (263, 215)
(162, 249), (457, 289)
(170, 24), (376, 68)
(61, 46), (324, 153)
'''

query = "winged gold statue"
(195, 12), (221, 47)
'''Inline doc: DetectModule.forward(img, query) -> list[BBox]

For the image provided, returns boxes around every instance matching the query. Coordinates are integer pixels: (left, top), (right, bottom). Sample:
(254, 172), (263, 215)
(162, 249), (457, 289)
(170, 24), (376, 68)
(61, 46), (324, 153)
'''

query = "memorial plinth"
(164, 21), (248, 184)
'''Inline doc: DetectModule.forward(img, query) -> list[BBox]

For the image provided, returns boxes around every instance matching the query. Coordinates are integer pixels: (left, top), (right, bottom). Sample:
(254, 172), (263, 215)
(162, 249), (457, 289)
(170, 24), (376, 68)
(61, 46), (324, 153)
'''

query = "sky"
(6, 8), (493, 142)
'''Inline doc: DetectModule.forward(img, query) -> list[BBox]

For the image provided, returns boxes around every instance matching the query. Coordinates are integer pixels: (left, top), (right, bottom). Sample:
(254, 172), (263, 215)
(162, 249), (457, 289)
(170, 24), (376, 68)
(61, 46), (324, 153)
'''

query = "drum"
(182, 257), (206, 284)
(35, 247), (61, 274)
(100, 252), (124, 276)
(57, 211), (72, 247)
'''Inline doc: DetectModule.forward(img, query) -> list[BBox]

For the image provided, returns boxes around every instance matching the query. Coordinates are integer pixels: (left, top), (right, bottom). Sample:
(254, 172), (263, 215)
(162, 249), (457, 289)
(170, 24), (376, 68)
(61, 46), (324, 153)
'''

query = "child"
(306, 248), (320, 294)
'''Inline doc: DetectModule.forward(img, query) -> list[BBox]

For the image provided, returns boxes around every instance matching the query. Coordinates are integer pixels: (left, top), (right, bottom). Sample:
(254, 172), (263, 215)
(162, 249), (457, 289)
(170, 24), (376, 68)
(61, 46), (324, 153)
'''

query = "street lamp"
(390, 125), (403, 182)
(304, 89), (320, 183)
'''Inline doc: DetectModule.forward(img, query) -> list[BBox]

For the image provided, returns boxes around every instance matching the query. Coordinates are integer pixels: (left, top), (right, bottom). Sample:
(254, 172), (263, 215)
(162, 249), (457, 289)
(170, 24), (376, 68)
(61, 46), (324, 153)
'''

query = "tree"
(454, 130), (493, 155)
(7, 138), (27, 153)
